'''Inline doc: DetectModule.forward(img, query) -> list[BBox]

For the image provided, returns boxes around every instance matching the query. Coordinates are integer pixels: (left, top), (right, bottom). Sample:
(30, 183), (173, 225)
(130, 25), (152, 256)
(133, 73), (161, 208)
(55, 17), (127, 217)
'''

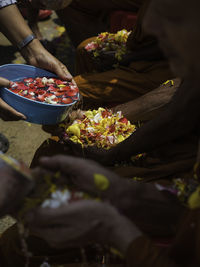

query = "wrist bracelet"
(17, 34), (36, 50)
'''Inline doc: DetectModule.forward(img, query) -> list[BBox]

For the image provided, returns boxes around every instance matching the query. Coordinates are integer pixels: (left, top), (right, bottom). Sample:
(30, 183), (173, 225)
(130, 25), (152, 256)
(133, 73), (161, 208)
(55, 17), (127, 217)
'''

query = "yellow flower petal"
(188, 186), (200, 209)
(94, 173), (110, 191)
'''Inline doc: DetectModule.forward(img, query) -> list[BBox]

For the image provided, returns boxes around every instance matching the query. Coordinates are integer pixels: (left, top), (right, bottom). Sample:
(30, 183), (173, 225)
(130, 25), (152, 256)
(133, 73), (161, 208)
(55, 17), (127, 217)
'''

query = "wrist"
(20, 38), (44, 63)
(102, 207), (142, 254)
(17, 34), (36, 50)
(110, 215), (142, 254)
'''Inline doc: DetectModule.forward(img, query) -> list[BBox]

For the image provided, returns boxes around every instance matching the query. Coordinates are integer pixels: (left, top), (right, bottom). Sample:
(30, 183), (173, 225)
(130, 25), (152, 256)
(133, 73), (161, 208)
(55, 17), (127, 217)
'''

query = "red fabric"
(110, 11), (138, 32)
(20, 8), (52, 20)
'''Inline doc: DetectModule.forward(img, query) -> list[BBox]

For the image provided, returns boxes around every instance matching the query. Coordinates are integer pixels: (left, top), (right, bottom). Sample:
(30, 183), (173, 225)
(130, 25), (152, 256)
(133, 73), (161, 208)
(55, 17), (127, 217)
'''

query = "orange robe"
(73, 0), (174, 109)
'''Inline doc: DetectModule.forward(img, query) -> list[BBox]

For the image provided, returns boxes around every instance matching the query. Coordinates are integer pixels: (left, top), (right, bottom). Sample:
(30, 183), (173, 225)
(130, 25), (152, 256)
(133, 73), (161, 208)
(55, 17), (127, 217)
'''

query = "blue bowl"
(0, 64), (79, 125)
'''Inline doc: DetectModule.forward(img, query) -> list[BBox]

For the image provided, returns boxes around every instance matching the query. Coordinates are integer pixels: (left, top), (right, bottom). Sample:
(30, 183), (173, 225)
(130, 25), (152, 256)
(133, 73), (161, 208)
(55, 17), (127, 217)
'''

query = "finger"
(31, 226), (84, 249)
(54, 61), (72, 81)
(0, 77), (10, 87)
(26, 200), (96, 226)
(39, 154), (84, 173)
(42, 124), (59, 134)
(0, 98), (26, 120)
(64, 139), (84, 157)
(71, 78), (77, 87)
(69, 109), (85, 121)
(30, 227), (69, 247)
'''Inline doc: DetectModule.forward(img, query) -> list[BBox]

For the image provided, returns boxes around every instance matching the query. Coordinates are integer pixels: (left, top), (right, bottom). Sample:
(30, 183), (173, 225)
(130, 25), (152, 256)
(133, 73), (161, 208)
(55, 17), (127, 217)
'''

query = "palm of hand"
(26, 200), (117, 249)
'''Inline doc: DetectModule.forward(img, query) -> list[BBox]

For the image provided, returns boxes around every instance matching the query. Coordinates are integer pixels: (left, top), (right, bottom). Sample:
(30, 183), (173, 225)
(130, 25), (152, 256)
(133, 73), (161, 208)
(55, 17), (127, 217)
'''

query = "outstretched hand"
(25, 200), (141, 253)
(25, 44), (72, 81)
(0, 156), (33, 217)
(21, 39), (73, 81)
(68, 140), (118, 165)
(0, 77), (26, 121)
(38, 154), (120, 198)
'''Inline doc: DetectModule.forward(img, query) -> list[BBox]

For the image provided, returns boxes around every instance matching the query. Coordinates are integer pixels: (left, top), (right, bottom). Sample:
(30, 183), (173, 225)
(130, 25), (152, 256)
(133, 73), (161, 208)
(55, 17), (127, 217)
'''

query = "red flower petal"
(12, 89), (21, 94)
(62, 98), (73, 104)
(37, 94), (45, 101)
(39, 90), (47, 95)
(28, 88), (36, 93)
(59, 86), (70, 92)
(54, 91), (66, 96)
(55, 79), (63, 85)
(17, 84), (28, 90)
(119, 117), (128, 124)
(72, 96), (79, 101)
(29, 83), (36, 89)
(67, 90), (77, 97)
(47, 85), (57, 92)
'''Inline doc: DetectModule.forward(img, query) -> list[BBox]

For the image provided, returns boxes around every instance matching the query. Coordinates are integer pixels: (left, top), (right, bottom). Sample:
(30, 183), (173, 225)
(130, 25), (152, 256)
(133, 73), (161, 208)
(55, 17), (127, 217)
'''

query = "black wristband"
(17, 34), (36, 50)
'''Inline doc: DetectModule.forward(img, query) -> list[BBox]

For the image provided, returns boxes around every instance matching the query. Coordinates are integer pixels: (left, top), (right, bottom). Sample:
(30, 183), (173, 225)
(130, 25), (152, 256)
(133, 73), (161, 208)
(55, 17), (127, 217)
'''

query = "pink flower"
(85, 42), (98, 51)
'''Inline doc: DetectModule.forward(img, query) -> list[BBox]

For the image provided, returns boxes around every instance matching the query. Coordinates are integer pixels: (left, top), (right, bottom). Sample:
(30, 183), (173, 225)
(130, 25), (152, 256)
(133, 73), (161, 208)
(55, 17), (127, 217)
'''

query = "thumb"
(0, 98), (26, 120)
(0, 77), (10, 87)
(54, 62), (72, 81)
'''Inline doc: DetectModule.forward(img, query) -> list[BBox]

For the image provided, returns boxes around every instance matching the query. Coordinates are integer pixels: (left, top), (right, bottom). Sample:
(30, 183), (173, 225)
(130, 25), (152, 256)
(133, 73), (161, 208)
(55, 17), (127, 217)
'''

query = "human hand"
(35, 155), (183, 237)
(38, 155), (121, 198)
(0, 155), (34, 217)
(21, 39), (72, 81)
(63, 137), (118, 166)
(41, 109), (84, 136)
(0, 77), (26, 121)
(25, 200), (141, 253)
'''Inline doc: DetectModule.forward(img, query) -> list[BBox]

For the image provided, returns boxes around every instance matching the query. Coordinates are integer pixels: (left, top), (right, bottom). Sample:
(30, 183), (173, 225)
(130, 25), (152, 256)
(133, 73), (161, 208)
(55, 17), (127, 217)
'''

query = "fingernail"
(65, 73), (72, 80)
(17, 112), (26, 120)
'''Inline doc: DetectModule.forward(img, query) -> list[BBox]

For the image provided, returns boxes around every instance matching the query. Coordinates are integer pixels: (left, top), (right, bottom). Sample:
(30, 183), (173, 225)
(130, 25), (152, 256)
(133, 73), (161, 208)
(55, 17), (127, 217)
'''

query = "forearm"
(0, 4), (44, 60)
(110, 213), (178, 266)
(91, 167), (184, 237)
(114, 79), (179, 122)
(0, 4), (33, 46)
(110, 181), (184, 236)
(116, 107), (177, 158)
(109, 213), (142, 254)
(115, 79), (200, 160)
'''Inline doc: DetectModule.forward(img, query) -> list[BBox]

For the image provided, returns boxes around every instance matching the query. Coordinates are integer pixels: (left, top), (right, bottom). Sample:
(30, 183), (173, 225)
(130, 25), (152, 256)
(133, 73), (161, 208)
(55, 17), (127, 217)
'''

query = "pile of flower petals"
(85, 29), (131, 61)
(8, 77), (79, 105)
(60, 108), (136, 149)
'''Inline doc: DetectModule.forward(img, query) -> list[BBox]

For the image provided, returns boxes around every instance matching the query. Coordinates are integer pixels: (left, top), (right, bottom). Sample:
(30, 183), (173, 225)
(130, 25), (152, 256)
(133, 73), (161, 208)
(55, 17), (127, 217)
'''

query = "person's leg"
(75, 58), (174, 110)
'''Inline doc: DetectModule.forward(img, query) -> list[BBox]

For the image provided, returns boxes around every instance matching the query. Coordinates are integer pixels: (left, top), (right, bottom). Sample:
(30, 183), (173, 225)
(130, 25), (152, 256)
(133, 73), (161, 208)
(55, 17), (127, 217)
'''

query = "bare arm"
(0, 3), (72, 120)
(0, 3), (33, 47)
(0, 3), (71, 79)
(114, 79), (200, 161)
(113, 78), (180, 122)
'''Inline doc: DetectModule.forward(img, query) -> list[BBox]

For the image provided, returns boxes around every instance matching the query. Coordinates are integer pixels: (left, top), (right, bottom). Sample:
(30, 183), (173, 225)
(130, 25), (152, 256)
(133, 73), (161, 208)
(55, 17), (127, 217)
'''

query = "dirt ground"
(0, 12), (74, 233)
